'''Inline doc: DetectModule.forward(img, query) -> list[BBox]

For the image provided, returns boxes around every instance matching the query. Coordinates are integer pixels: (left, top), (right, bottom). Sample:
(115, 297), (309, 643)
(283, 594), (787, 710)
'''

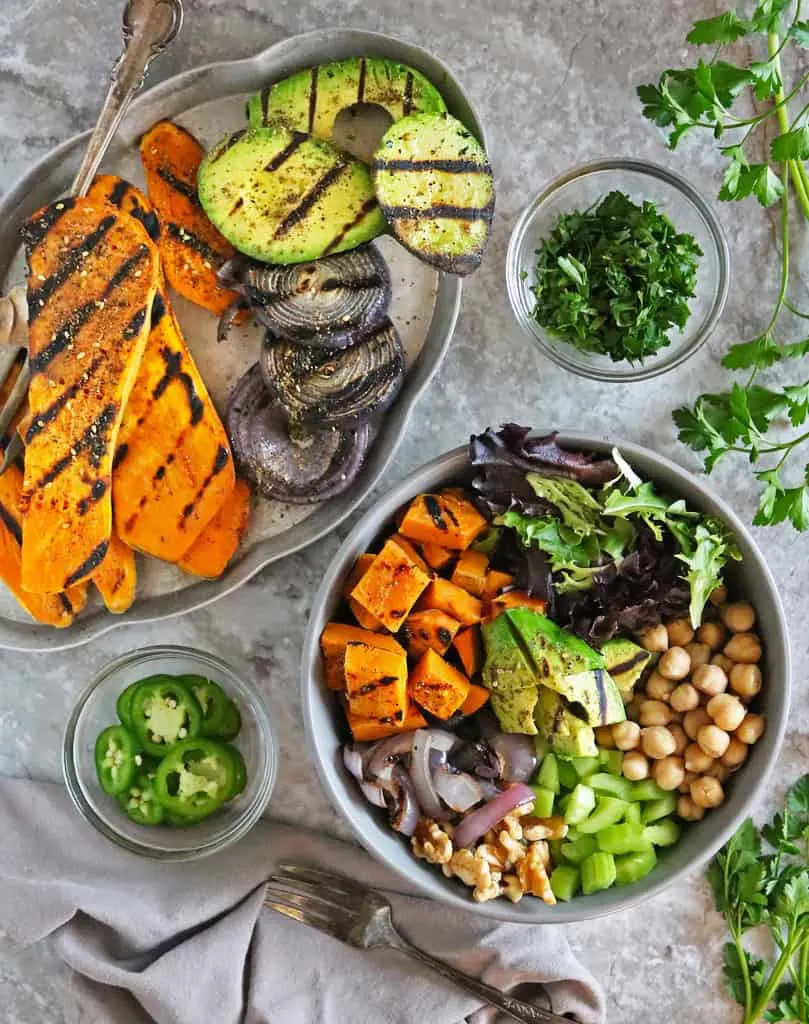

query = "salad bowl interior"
(301, 434), (789, 922)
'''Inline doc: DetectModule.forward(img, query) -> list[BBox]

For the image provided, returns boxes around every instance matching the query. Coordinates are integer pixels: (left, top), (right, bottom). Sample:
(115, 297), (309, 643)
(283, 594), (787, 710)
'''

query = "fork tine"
(0, 432), (23, 473)
(263, 895), (346, 944)
(276, 863), (373, 899)
(265, 878), (360, 919)
(0, 355), (29, 438)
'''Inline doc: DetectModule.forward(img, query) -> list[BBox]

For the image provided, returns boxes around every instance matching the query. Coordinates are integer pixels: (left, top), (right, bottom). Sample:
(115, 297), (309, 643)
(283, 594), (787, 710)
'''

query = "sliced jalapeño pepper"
(179, 675), (230, 738)
(154, 738), (236, 820)
(216, 700), (242, 741)
(116, 680), (142, 728)
(94, 725), (140, 795)
(118, 772), (165, 826)
(130, 676), (203, 757)
(223, 743), (247, 801)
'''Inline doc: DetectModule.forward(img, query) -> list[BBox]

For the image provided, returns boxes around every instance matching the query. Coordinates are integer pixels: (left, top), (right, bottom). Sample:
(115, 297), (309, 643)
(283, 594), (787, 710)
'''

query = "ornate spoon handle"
(71, 0), (184, 196)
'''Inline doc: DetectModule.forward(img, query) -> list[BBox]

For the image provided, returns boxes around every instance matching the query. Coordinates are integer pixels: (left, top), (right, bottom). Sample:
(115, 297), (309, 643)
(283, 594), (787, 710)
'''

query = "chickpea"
(622, 750), (650, 781)
(639, 699), (674, 727)
(594, 725), (616, 749)
(678, 794), (706, 821)
(697, 723), (731, 759)
(670, 683), (700, 713)
(711, 654), (735, 675)
(639, 624), (669, 653)
(625, 696), (643, 723)
(645, 672), (676, 702)
(729, 663), (762, 701)
(698, 621), (727, 651)
(736, 713), (766, 745)
(653, 755), (686, 791)
(692, 664), (728, 697)
(724, 633), (762, 664)
(684, 742), (714, 773)
(641, 726), (677, 760)
(679, 771), (699, 794)
(721, 601), (756, 634)
(659, 646), (691, 681)
(707, 693), (746, 732)
(722, 737), (749, 770)
(612, 720), (642, 751)
(669, 723), (688, 755)
(685, 642), (712, 671)
(710, 584), (728, 606)
(691, 776), (725, 809)
(683, 707), (712, 740)
(666, 617), (695, 647)
(704, 762), (731, 783)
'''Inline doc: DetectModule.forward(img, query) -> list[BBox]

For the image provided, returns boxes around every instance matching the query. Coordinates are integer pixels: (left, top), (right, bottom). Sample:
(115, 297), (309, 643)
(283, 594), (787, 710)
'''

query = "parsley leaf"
(792, 19), (809, 45)
(724, 942), (767, 1005)
(687, 12), (751, 45)
(751, 0), (792, 33)
(772, 126), (809, 161)
(722, 332), (782, 371)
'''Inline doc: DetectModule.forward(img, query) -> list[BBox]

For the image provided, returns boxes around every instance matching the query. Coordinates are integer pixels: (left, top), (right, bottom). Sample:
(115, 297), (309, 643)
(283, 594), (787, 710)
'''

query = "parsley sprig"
(639, 1), (809, 529)
(709, 775), (809, 1022)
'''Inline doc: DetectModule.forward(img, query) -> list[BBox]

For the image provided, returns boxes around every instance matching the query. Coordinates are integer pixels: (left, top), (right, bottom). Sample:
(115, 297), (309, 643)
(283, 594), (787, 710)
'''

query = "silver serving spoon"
(0, 0), (183, 471)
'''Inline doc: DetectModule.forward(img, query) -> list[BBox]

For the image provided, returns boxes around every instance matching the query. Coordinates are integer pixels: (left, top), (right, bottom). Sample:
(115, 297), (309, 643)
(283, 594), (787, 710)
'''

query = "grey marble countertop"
(2, 0), (808, 1021)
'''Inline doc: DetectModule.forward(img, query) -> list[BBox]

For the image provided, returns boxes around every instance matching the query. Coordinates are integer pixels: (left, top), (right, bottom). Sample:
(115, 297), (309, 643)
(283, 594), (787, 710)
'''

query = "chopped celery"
(572, 756), (601, 778)
(598, 748), (624, 775)
(642, 793), (678, 824)
(531, 786), (555, 819)
(548, 838), (566, 863)
(536, 753), (560, 794)
(615, 845), (658, 886)
(550, 864), (581, 902)
(596, 823), (650, 855)
(581, 851), (616, 894)
(562, 784), (596, 825)
(577, 796), (628, 834)
(560, 835), (598, 864)
(642, 819), (681, 847)
(584, 772), (634, 801)
(557, 759), (579, 791)
(629, 779), (667, 802)
(623, 802), (643, 825)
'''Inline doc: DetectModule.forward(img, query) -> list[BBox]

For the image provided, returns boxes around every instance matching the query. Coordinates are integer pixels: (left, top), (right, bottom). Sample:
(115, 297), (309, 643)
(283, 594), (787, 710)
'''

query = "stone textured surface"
(1, 0), (807, 1021)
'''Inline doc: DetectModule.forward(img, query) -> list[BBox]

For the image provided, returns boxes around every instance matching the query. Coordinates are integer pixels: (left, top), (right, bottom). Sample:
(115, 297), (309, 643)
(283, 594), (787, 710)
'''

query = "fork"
(264, 864), (576, 1024)
(0, 0), (183, 473)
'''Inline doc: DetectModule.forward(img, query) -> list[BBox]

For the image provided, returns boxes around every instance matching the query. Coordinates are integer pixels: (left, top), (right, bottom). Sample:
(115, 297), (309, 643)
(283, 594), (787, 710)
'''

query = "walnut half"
(411, 818), (453, 865)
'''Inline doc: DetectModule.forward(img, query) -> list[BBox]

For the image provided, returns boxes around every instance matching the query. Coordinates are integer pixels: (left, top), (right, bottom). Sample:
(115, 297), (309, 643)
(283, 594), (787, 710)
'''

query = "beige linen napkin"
(0, 778), (603, 1024)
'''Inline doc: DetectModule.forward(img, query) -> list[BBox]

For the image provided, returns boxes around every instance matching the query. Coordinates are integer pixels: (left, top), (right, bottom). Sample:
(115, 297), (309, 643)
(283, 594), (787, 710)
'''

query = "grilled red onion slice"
(228, 245), (391, 349)
(366, 732), (415, 778)
(453, 783), (535, 850)
(261, 319), (405, 428)
(490, 733), (538, 783)
(388, 765), (420, 836)
(226, 364), (372, 504)
(452, 740), (501, 780)
(410, 730), (448, 822)
(359, 781), (387, 808)
(433, 766), (484, 813)
(343, 744), (364, 782)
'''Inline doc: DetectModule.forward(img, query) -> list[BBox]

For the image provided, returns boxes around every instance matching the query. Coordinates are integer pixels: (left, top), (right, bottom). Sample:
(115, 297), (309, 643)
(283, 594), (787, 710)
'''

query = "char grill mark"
(179, 445), (230, 523)
(20, 198), (76, 251)
(112, 443), (129, 470)
(153, 345), (205, 425)
(35, 403), (117, 491)
(77, 478), (108, 516)
(357, 58), (367, 103)
(27, 214), (117, 320)
(322, 197), (378, 255)
(0, 497), (22, 547)
(164, 222), (225, 265)
(379, 202), (495, 222)
(274, 163), (347, 238)
(263, 131), (308, 174)
(307, 66), (319, 132)
(372, 157), (492, 174)
(58, 592), (73, 614)
(107, 179), (130, 206)
(156, 166), (201, 207)
(25, 354), (105, 444)
(403, 71), (414, 115)
(63, 539), (109, 589)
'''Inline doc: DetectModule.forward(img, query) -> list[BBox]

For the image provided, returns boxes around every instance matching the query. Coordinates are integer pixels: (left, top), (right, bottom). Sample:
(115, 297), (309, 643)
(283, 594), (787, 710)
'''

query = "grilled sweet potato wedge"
(139, 120), (239, 315)
(20, 197), (159, 594)
(86, 175), (160, 242)
(113, 286), (236, 561)
(178, 478), (251, 579)
(0, 464), (86, 626)
(92, 532), (137, 614)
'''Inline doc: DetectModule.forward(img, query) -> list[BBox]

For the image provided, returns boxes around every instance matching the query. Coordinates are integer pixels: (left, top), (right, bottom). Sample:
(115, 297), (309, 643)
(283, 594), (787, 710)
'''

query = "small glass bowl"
(62, 645), (277, 860)
(506, 158), (730, 382)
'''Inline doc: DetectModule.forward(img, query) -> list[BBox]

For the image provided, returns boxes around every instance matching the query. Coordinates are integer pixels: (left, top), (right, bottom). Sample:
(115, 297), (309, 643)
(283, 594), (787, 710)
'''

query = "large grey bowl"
(301, 434), (790, 923)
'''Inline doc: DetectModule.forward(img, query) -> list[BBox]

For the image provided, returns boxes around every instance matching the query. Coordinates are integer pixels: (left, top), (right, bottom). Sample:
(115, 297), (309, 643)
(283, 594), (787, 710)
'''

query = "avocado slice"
(373, 112), (494, 276)
(247, 58), (447, 145)
(481, 614), (539, 734)
(601, 638), (652, 699)
(534, 687), (597, 758)
(505, 608), (604, 678)
(198, 126), (386, 264)
(553, 668), (626, 727)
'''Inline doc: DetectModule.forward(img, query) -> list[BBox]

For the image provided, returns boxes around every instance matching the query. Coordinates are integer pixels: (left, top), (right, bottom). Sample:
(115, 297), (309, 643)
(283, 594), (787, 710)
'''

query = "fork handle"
(388, 933), (575, 1024)
(71, 0), (183, 196)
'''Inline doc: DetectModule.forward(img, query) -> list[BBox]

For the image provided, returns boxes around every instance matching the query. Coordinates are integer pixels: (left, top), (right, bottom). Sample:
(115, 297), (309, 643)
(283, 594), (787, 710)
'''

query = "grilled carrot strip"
(20, 197), (159, 593)
(139, 121), (239, 315)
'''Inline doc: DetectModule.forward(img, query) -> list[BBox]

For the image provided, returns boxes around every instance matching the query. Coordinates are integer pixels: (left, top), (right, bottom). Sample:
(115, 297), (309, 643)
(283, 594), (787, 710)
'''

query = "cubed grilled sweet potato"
(453, 625), (482, 676)
(420, 541), (454, 570)
(416, 578), (483, 625)
(320, 623), (404, 690)
(459, 682), (490, 716)
(450, 549), (489, 597)
(345, 641), (408, 720)
(398, 492), (487, 550)
(399, 609), (460, 658)
(482, 569), (514, 599)
(349, 537), (430, 631)
(347, 702), (427, 742)
(409, 648), (470, 719)
(488, 591), (549, 619)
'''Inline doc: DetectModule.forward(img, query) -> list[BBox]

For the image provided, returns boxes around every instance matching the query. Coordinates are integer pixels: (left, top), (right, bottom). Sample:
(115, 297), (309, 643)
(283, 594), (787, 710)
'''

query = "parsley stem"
(746, 936), (803, 1024)
(766, 162), (791, 336)
(768, 32), (809, 222)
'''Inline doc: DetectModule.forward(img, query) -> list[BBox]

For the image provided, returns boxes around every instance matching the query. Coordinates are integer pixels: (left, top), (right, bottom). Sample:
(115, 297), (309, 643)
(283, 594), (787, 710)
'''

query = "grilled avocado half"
(198, 126), (386, 264)
(372, 112), (494, 276)
(246, 57), (447, 144)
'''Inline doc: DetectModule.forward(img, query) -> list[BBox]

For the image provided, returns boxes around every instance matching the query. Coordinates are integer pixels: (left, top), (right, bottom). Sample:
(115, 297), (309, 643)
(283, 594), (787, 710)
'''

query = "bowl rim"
(505, 157), (731, 383)
(301, 434), (790, 923)
(62, 644), (278, 861)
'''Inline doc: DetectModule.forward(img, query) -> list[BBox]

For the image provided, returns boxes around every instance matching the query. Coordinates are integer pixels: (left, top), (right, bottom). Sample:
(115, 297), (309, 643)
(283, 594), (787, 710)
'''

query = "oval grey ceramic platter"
(0, 28), (486, 652)
(301, 436), (790, 923)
